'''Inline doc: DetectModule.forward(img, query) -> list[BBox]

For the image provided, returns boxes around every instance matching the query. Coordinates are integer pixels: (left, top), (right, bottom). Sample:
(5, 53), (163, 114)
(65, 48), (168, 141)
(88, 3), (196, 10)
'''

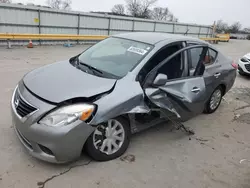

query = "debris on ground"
(198, 141), (215, 150)
(120, 154), (135, 163)
(232, 114), (241, 121)
(237, 141), (244, 144)
(240, 159), (250, 164)
(234, 105), (250, 111)
(28, 164), (35, 168)
(222, 97), (229, 104)
(162, 112), (195, 135)
(223, 134), (230, 138)
(235, 113), (250, 124)
(196, 137), (209, 142)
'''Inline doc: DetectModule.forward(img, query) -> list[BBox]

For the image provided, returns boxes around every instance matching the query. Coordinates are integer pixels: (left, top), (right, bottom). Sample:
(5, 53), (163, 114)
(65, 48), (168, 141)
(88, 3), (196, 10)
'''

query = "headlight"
(240, 57), (249, 62)
(39, 104), (95, 127)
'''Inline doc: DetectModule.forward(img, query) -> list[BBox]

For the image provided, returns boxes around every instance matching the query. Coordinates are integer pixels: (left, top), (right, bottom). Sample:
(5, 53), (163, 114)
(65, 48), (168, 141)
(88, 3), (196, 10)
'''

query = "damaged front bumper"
(11, 85), (95, 163)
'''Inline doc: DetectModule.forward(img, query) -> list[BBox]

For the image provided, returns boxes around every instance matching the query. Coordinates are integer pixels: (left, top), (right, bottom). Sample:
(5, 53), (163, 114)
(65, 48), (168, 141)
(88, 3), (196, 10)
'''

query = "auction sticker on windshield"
(127, 46), (148, 55)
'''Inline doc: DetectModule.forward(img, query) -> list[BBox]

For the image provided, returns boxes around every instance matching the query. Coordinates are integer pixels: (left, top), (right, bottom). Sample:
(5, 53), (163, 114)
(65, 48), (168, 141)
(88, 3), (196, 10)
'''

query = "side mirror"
(153, 73), (168, 86)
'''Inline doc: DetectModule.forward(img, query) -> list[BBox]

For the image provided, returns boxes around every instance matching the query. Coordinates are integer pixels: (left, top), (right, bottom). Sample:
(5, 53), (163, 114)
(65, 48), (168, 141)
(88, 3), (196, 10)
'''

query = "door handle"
(214, 73), (221, 78)
(191, 87), (201, 93)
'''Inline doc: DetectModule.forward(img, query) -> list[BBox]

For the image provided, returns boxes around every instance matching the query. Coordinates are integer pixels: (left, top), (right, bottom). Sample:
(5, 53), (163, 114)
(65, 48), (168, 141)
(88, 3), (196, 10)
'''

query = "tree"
(151, 7), (169, 20)
(168, 13), (178, 22)
(243, 28), (250, 34)
(111, 4), (125, 15)
(215, 20), (229, 33)
(0, 0), (11, 3)
(216, 20), (243, 34)
(126, 0), (157, 18)
(110, 0), (178, 21)
(229, 22), (241, 33)
(46, 0), (72, 10)
(61, 0), (71, 10)
(151, 7), (178, 22)
(243, 28), (250, 33)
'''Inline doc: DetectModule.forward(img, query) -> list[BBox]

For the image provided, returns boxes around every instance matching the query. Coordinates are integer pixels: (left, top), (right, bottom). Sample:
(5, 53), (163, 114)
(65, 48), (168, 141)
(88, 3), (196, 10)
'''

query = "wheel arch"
(219, 83), (227, 96)
(82, 114), (131, 152)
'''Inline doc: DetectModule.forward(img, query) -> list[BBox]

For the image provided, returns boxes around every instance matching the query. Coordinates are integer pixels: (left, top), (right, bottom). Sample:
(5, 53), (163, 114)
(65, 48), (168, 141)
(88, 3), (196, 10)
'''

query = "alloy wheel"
(93, 119), (125, 155)
(209, 89), (222, 110)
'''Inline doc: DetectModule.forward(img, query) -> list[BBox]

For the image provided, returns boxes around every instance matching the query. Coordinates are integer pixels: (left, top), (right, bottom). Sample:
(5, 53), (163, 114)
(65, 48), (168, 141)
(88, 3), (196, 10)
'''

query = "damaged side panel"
(145, 77), (207, 121)
(90, 73), (150, 125)
(90, 73), (206, 126)
(145, 88), (181, 118)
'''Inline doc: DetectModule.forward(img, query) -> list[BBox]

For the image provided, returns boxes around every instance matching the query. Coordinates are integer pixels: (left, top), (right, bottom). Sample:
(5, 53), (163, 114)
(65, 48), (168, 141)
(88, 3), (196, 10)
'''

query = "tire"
(85, 117), (130, 161)
(238, 71), (245, 76)
(204, 86), (223, 114)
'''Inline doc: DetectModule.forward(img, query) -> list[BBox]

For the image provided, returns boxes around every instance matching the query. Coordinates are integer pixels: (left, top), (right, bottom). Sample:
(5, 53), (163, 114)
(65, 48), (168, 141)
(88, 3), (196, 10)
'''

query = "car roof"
(113, 32), (207, 45)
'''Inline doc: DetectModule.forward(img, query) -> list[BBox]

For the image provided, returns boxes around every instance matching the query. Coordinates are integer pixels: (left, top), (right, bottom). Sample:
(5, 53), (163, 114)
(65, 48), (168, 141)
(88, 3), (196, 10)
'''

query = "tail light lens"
(231, 60), (238, 69)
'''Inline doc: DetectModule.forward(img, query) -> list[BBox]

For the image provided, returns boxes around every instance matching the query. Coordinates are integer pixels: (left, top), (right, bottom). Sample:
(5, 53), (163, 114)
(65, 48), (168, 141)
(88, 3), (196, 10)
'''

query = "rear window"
(204, 48), (217, 65)
(188, 44), (218, 69)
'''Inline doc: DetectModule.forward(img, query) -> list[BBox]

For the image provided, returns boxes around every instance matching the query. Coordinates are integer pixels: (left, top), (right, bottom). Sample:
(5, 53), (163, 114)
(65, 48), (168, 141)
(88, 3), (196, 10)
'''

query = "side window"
(138, 43), (183, 83)
(189, 47), (203, 70)
(204, 48), (217, 66)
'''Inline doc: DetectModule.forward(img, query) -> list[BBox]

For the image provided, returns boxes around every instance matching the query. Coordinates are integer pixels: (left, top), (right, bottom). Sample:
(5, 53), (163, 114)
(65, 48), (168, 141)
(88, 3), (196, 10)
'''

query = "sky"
(12, 0), (250, 27)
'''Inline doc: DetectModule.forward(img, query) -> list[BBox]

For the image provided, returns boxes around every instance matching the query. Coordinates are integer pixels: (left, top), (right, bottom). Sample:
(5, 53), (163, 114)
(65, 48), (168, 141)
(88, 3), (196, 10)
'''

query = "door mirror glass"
(153, 73), (168, 86)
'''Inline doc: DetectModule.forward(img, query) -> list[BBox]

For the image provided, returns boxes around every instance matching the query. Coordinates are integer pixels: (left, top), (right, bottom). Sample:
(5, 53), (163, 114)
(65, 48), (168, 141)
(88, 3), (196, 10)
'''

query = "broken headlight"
(39, 104), (95, 127)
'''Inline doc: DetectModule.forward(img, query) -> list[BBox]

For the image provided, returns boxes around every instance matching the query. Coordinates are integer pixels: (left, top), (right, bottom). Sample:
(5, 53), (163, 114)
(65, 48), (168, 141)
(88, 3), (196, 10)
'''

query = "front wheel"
(238, 71), (245, 76)
(204, 86), (223, 114)
(85, 117), (130, 161)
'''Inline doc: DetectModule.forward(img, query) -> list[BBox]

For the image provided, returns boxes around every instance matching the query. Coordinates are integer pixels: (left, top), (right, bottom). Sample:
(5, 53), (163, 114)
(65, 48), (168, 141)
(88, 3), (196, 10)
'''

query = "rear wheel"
(85, 117), (130, 161)
(204, 86), (223, 114)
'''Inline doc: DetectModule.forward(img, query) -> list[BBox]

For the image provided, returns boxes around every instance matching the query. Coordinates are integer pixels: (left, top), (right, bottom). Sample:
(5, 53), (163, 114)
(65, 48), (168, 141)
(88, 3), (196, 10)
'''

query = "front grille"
(14, 90), (37, 118)
(245, 64), (250, 72)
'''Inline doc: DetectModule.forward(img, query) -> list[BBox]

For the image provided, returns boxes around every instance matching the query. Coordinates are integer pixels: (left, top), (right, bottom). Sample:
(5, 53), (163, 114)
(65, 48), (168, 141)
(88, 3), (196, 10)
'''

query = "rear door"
(144, 45), (209, 121)
(202, 48), (221, 100)
(188, 43), (221, 101)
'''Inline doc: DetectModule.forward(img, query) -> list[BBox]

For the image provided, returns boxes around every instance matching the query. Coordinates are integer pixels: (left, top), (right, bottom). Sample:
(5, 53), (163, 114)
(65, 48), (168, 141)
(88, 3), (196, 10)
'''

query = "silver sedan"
(11, 32), (237, 163)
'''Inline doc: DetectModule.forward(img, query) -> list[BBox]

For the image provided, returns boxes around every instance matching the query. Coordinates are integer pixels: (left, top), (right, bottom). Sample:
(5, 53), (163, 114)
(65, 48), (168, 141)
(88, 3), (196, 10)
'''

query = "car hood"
(23, 60), (116, 103)
(243, 53), (250, 59)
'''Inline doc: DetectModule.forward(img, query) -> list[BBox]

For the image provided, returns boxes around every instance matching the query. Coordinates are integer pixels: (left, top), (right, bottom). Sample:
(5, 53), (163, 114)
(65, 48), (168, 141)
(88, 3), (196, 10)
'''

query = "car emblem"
(14, 98), (19, 108)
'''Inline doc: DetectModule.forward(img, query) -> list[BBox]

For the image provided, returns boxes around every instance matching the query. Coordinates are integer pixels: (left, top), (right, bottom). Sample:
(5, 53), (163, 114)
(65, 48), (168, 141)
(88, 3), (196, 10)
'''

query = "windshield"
(78, 37), (153, 78)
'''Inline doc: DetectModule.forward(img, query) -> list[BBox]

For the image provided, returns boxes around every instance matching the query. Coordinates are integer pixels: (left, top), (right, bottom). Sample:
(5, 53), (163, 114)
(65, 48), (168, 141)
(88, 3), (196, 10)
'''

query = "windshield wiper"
(78, 60), (103, 75)
(74, 57), (119, 79)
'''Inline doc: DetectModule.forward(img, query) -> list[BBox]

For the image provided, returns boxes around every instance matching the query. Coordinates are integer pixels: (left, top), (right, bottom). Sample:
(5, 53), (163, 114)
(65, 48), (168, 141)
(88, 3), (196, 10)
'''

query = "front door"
(144, 45), (209, 121)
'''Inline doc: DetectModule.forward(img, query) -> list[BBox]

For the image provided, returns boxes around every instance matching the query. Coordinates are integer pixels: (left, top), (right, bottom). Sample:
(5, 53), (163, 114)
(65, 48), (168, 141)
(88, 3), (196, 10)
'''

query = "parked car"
(11, 32), (237, 163)
(238, 53), (250, 76)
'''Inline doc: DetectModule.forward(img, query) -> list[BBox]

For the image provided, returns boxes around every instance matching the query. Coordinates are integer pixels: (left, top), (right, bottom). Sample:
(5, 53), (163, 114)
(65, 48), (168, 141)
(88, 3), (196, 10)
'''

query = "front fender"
(90, 74), (150, 125)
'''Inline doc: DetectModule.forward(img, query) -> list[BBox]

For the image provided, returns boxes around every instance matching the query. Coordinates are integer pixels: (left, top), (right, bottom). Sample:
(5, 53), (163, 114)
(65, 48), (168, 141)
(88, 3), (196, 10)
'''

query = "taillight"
(231, 60), (238, 69)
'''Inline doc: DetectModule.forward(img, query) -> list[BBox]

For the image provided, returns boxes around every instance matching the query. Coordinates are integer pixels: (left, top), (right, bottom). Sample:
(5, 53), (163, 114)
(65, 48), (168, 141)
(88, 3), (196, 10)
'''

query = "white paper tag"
(127, 46), (148, 55)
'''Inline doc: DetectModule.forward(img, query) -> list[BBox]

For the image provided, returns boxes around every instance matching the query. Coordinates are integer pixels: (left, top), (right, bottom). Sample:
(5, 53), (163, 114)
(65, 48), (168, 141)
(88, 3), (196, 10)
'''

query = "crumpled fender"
(145, 88), (181, 118)
(90, 73), (150, 125)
